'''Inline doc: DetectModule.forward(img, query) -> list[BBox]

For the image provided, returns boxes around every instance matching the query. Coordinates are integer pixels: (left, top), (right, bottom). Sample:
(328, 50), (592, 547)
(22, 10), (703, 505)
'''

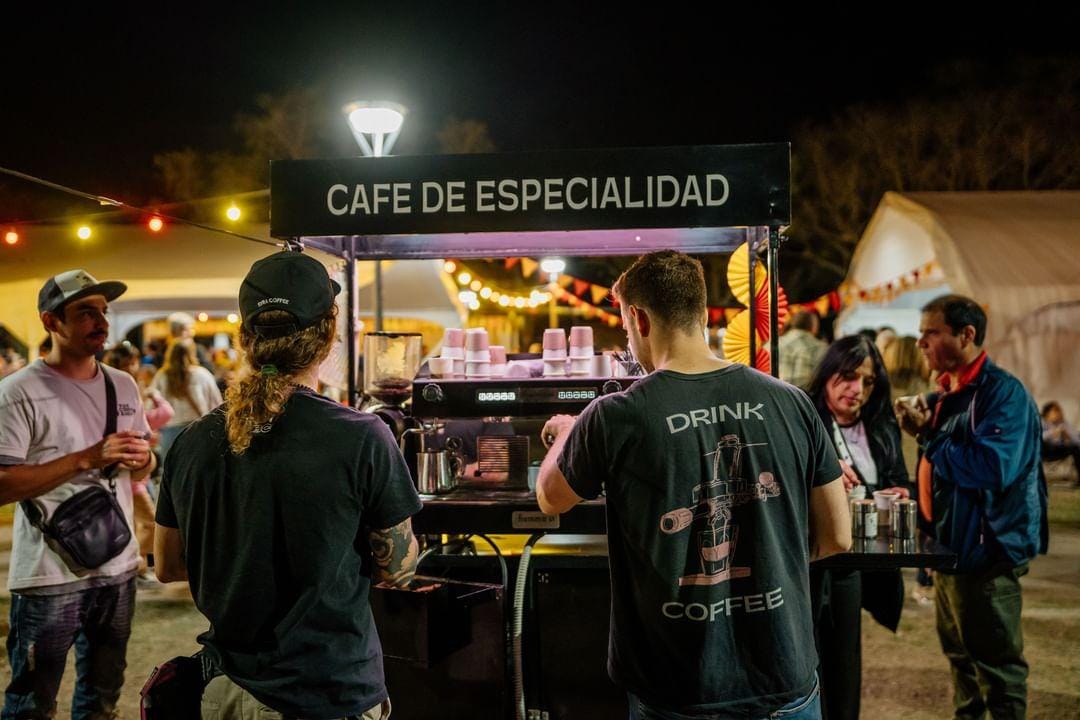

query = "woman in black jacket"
(806, 335), (912, 720)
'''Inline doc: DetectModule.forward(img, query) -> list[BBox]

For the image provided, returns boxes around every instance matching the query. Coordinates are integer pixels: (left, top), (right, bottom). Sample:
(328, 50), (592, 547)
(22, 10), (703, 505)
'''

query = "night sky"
(5, 4), (1076, 212)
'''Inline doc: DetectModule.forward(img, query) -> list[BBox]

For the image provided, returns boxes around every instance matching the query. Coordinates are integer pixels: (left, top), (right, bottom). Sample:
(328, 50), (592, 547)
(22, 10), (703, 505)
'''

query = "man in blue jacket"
(897, 294), (1048, 720)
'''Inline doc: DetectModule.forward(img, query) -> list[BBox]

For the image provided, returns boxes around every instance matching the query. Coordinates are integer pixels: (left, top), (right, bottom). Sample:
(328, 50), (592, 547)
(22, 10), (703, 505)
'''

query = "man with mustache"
(897, 294), (1048, 720)
(0, 269), (153, 719)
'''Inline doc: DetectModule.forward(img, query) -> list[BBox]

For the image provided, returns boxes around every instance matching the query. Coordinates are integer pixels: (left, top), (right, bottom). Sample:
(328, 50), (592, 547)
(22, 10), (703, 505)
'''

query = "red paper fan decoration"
(752, 283), (790, 339)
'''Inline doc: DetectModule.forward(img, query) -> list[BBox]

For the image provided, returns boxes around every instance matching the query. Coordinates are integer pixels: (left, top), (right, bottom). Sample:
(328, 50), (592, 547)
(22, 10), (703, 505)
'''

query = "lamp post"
(342, 100), (408, 331)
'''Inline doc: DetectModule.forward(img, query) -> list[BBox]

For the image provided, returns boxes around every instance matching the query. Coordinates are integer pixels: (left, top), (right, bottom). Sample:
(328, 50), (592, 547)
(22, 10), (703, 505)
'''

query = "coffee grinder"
(361, 331), (423, 439)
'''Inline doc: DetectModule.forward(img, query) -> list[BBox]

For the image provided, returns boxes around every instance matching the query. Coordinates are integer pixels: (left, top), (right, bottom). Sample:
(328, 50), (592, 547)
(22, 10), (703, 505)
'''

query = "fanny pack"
(21, 364), (133, 572)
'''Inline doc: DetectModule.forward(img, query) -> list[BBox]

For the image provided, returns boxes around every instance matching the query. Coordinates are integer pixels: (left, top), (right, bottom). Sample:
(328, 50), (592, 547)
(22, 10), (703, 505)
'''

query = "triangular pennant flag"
(590, 285), (610, 305)
(520, 257), (539, 278)
(707, 308), (723, 326)
(557, 275), (573, 289)
(505, 258), (520, 270)
(573, 279), (590, 297)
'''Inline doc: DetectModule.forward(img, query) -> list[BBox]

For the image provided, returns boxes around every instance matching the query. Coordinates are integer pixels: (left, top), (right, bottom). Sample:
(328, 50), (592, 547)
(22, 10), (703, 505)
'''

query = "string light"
(197, 312), (209, 322)
(76, 225), (92, 240)
(226, 204), (242, 222)
(226, 313), (239, 324)
(443, 260), (457, 273)
(4, 229), (17, 245)
(457, 272), (472, 285)
(147, 216), (164, 232)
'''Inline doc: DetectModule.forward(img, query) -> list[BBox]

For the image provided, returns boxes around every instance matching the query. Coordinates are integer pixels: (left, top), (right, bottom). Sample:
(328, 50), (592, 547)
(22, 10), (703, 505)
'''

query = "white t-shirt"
(151, 365), (222, 425)
(0, 360), (148, 592)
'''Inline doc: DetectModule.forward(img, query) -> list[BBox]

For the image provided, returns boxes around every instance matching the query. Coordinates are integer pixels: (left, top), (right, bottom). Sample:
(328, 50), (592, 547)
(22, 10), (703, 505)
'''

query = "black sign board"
(270, 143), (789, 238)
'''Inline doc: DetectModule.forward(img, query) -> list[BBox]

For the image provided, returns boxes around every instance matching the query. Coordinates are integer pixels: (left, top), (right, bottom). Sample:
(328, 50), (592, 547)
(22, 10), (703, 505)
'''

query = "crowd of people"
(0, 253), (1062, 720)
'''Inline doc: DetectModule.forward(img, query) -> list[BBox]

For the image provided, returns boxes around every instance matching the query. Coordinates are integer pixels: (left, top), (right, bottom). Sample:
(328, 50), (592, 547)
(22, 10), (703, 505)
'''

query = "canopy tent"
(839, 190), (1080, 417)
(0, 222), (459, 352)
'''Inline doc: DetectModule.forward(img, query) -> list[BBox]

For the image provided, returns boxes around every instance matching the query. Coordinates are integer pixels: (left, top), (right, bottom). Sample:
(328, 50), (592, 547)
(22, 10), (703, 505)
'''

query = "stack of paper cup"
(542, 328), (567, 376)
(591, 352), (613, 378)
(440, 328), (465, 377)
(568, 326), (594, 375)
(428, 356), (454, 378)
(465, 328), (491, 377)
(489, 345), (507, 377)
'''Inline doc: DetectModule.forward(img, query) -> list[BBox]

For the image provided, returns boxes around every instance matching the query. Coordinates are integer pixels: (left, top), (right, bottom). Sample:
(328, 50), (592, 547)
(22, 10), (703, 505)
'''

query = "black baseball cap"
(239, 251), (341, 338)
(38, 269), (127, 314)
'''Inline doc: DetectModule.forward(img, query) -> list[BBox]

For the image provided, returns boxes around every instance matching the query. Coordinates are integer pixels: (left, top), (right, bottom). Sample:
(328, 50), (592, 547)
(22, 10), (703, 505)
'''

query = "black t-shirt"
(559, 365), (841, 716)
(156, 386), (422, 719)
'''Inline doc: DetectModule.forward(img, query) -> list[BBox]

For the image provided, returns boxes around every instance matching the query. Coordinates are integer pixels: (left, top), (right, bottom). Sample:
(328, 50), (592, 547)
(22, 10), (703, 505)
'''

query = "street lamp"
(343, 101), (407, 158)
(342, 100), (408, 332)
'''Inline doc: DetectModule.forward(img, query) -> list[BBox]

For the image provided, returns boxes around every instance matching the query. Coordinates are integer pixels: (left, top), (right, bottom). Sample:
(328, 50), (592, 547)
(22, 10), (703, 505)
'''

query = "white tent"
(839, 191), (1080, 418)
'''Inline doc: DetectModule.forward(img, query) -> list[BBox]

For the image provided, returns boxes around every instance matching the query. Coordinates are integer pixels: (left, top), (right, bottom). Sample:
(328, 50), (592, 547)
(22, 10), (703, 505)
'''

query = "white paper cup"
(428, 357), (454, 377)
(543, 359), (567, 376)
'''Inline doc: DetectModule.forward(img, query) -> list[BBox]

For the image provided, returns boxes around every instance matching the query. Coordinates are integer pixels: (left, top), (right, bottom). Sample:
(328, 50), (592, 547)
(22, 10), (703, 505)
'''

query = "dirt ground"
(1, 485), (1078, 719)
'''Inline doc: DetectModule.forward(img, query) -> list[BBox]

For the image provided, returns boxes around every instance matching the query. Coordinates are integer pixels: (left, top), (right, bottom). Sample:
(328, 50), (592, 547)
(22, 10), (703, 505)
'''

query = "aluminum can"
(851, 499), (878, 539)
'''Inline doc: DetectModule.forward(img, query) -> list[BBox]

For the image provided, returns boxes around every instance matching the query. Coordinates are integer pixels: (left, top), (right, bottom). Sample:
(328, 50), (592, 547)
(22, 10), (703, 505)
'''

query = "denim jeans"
(2, 578), (136, 720)
(628, 677), (821, 720)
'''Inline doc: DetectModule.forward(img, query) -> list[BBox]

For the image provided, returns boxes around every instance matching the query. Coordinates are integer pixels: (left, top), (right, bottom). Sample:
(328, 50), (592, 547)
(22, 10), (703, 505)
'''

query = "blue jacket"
(922, 358), (1049, 574)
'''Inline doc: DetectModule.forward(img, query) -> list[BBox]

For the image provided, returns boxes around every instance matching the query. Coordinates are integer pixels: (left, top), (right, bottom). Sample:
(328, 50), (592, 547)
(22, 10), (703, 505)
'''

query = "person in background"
(881, 334), (936, 603)
(1, 347), (27, 379)
(875, 325), (897, 356)
(805, 334), (911, 720)
(896, 294), (1047, 720)
(104, 343), (173, 585)
(151, 339), (222, 460)
(1041, 401), (1080, 484)
(778, 309), (827, 390)
(167, 311), (215, 373)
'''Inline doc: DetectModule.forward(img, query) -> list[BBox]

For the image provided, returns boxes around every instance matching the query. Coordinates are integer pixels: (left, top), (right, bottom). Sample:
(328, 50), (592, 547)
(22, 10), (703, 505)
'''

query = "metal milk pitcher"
(416, 450), (460, 495)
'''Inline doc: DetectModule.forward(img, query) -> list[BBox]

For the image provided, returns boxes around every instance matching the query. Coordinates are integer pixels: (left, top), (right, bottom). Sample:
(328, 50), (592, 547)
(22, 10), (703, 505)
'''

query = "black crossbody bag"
(21, 364), (133, 571)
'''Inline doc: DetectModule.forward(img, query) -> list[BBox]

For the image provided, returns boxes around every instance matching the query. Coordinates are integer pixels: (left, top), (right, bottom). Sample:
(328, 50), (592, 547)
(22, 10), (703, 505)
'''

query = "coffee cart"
(268, 144), (953, 719)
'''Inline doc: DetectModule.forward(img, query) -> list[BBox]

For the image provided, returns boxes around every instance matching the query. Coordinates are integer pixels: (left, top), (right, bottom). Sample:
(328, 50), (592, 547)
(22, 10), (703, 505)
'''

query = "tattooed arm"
(368, 518), (419, 589)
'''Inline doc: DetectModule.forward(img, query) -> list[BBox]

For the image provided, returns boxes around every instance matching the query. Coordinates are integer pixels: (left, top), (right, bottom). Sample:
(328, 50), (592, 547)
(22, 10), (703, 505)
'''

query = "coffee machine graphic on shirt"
(659, 434), (780, 586)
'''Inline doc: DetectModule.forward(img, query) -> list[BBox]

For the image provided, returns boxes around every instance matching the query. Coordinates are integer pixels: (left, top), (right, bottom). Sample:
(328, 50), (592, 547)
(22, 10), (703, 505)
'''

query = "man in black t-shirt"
(538, 251), (851, 719)
(155, 252), (421, 720)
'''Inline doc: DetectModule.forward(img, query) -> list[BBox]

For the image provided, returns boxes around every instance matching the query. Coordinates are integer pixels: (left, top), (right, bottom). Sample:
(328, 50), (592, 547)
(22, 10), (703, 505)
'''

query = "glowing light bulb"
(4, 230), (18, 245)
(226, 313), (239, 324)
(197, 313), (209, 322)
(514, 297), (526, 308)
(77, 226), (92, 240)
(147, 216), (164, 232)
(226, 204), (241, 222)
(479, 287), (492, 299)
(457, 272), (472, 285)
(443, 260), (457, 273)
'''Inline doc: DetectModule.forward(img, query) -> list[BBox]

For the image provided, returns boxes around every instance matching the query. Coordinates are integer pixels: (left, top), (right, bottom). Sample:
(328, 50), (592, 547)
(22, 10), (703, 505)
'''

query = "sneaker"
(136, 570), (164, 590)
(911, 586), (933, 606)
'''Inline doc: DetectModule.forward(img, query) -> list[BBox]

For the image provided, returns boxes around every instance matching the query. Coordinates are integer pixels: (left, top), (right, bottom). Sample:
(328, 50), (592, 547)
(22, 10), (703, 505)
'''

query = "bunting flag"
(590, 284), (610, 305)
(504, 258), (520, 270)
(520, 257), (539, 278)
(573, 279), (590, 297)
(707, 308), (724, 326)
(557, 275), (573, 289)
(840, 260), (942, 307)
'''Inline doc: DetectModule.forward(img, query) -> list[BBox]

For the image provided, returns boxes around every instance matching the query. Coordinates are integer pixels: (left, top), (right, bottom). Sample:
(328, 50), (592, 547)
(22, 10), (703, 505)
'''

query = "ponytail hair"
(225, 306), (337, 454)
